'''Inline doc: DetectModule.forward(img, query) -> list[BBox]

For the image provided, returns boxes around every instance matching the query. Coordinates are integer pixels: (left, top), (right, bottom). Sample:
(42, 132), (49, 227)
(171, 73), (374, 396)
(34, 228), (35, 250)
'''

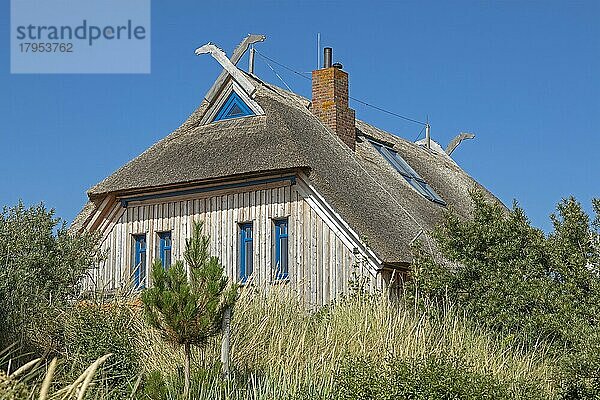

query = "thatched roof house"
(73, 38), (498, 303)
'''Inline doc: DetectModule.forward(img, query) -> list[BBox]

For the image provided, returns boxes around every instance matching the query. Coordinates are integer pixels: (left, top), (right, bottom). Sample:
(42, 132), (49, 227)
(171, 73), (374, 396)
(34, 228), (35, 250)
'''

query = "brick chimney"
(311, 48), (356, 150)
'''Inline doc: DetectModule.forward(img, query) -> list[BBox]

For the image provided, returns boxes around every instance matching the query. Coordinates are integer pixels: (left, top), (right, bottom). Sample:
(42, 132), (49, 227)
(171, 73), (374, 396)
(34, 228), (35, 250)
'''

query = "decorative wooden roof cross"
(446, 132), (475, 156)
(195, 34), (266, 103)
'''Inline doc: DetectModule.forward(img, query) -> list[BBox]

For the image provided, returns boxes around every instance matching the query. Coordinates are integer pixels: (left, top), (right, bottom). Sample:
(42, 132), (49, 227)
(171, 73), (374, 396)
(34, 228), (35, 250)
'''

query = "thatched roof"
(78, 73), (499, 265)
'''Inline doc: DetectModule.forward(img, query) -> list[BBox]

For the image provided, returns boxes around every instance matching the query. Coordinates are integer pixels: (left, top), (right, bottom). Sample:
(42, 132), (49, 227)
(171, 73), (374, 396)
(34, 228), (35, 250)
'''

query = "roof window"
(368, 138), (446, 205)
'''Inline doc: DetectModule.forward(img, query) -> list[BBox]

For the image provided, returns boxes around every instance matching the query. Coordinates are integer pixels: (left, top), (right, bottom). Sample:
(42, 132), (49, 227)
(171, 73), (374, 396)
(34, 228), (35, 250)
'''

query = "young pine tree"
(141, 221), (237, 398)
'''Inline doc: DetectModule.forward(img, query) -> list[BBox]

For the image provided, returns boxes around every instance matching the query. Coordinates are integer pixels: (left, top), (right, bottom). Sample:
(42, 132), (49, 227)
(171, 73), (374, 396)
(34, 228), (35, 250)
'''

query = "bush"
(556, 325), (600, 399)
(334, 354), (545, 400)
(408, 193), (600, 399)
(410, 194), (600, 348)
(60, 301), (140, 396)
(143, 370), (169, 400)
(0, 202), (99, 357)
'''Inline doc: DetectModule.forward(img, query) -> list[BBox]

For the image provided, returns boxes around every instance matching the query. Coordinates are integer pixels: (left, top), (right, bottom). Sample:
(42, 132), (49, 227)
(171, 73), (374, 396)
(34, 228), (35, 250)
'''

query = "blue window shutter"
(213, 91), (255, 122)
(133, 234), (147, 289)
(158, 232), (172, 269)
(239, 223), (253, 282)
(274, 219), (289, 280)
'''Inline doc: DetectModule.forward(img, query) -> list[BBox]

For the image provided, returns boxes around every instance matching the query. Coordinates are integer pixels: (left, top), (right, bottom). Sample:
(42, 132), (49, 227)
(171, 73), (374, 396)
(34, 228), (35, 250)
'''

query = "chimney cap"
(332, 62), (343, 69)
(324, 47), (332, 68)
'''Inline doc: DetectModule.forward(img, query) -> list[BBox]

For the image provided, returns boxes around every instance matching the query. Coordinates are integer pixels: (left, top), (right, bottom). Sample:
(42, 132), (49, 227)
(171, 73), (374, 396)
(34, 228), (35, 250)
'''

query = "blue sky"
(1, 1), (598, 232)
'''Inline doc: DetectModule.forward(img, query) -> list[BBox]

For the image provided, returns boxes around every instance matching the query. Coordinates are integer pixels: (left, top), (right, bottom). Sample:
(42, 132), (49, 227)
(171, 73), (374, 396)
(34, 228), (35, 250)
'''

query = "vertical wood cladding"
(85, 182), (377, 305)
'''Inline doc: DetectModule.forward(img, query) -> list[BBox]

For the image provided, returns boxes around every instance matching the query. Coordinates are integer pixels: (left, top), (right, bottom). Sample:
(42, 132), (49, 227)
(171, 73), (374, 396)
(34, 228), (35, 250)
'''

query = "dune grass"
(2, 288), (557, 399)
(1, 353), (112, 400)
(134, 287), (557, 399)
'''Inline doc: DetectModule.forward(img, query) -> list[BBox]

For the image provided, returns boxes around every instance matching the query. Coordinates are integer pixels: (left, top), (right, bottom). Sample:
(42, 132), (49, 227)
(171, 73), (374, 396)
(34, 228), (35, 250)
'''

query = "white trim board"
(295, 172), (382, 276)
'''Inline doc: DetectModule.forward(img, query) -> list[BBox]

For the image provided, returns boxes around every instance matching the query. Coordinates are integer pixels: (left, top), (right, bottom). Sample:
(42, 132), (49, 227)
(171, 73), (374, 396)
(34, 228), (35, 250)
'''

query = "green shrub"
(407, 194), (600, 399)
(409, 194), (600, 353)
(60, 301), (139, 396)
(0, 370), (30, 400)
(0, 202), (99, 358)
(556, 326), (600, 399)
(334, 354), (546, 400)
(143, 370), (169, 400)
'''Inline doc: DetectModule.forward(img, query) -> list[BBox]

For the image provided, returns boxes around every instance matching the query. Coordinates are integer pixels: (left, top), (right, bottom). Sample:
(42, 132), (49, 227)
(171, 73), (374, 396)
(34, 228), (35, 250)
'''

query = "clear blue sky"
(1, 1), (598, 232)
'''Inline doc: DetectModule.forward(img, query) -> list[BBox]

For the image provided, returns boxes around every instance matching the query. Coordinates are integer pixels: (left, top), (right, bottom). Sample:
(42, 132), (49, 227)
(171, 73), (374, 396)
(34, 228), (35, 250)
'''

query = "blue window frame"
(274, 219), (289, 280)
(212, 91), (254, 122)
(368, 139), (446, 205)
(239, 223), (253, 282)
(132, 234), (147, 289)
(158, 231), (172, 269)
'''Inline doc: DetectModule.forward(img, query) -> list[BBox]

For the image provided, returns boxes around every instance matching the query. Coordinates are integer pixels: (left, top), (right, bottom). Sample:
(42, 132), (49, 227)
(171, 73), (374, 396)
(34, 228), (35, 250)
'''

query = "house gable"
(81, 171), (383, 305)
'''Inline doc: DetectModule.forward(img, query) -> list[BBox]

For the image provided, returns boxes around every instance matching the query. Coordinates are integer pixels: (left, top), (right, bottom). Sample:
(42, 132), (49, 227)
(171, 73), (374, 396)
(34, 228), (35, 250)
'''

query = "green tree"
(408, 192), (600, 398)
(0, 202), (99, 356)
(547, 197), (600, 326)
(141, 221), (237, 398)
(409, 192), (600, 348)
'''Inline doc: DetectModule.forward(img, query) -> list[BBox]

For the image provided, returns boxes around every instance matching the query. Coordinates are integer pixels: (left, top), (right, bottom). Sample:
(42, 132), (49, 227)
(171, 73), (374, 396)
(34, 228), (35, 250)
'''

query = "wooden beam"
(195, 43), (257, 96)
(202, 34), (266, 103)
(446, 132), (475, 156)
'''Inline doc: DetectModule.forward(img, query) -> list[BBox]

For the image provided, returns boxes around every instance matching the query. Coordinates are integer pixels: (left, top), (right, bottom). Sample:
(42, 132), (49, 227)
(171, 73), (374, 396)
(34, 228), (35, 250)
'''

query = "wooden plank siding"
(84, 180), (378, 305)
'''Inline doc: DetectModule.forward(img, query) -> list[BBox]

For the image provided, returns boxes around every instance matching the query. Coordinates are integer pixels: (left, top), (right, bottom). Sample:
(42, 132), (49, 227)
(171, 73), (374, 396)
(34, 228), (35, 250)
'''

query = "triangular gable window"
(212, 91), (255, 122)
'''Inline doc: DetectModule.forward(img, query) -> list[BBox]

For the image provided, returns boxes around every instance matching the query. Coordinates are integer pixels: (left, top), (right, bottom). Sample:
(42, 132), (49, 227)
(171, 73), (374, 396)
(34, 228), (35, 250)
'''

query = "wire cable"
(413, 125), (426, 142)
(255, 51), (311, 80)
(255, 49), (427, 126)
(349, 96), (426, 125)
(262, 60), (293, 92)
(254, 50), (436, 257)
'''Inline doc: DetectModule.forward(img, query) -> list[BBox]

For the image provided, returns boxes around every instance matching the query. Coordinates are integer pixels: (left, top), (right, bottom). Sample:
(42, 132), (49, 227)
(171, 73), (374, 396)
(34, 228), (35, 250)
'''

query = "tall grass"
(1, 353), (112, 400)
(2, 289), (557, 399)
(135, 287), (557, 399)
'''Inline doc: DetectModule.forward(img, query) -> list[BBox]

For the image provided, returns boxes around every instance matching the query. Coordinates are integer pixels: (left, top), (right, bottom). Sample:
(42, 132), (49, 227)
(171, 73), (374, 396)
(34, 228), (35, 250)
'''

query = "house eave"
(87, 167), (311, 201)
(379, 261), (412, 272)
(118, 174), (297, 208)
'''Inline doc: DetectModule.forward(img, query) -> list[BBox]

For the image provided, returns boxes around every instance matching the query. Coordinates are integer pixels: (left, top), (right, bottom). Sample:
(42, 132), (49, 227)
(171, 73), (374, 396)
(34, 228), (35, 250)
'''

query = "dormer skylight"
(368, 138), (446, 205)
